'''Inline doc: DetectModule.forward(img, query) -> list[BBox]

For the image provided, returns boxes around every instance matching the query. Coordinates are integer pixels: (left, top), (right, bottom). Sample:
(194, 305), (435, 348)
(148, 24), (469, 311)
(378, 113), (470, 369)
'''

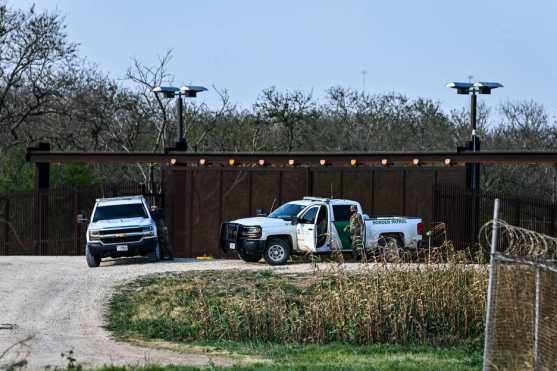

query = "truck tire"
(264, 238), (290, 266)
(378, 234), (403, 248)
(238, 249), (262, 263)
(378, 234), (402, 263)
(86, 246), (101, 268)
(150, 243), (161, 262)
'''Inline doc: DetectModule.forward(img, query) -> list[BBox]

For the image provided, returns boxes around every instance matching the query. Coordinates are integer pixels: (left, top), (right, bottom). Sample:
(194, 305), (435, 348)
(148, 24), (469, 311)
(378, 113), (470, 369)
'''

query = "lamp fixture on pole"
(446, 81), (503, 192)
(152, 85), (208, 150)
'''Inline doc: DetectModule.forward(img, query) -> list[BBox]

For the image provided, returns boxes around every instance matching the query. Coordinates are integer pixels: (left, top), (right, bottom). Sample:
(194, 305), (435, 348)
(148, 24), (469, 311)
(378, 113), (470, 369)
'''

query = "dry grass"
(109, 261), (487, 346)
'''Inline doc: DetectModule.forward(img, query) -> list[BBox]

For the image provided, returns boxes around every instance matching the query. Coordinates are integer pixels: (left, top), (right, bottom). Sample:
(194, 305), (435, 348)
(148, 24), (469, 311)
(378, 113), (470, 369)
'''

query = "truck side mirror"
(255, 208), (267, 217)
(151, 208), (163, 218)
(76, 214), (88, 224)
(291, 216), (299, 225)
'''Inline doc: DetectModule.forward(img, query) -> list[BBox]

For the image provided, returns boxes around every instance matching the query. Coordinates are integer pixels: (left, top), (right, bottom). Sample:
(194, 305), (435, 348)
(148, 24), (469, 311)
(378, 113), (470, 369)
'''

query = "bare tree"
(0, 2), (77, 152)
(255, 87), (317, 151)
(126, 50), (175, 152)
(124, 50), (176, 190)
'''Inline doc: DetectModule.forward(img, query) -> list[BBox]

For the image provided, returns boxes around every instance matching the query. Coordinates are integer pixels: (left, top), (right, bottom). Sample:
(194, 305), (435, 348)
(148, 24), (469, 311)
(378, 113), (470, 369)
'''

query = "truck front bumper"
(237, 239), (266, 255)
(87, 237), (157, 258)
(220, 223), (266, 256)
(221, 237), (266, 255)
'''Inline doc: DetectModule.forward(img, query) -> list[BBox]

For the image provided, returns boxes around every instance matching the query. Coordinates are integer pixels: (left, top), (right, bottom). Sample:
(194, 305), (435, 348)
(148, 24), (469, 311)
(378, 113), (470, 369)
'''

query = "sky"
(19, 0), (557, 117)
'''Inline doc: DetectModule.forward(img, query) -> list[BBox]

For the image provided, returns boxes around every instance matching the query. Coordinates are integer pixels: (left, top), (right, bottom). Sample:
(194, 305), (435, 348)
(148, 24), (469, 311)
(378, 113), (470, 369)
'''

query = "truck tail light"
(417, 222), (424, 236)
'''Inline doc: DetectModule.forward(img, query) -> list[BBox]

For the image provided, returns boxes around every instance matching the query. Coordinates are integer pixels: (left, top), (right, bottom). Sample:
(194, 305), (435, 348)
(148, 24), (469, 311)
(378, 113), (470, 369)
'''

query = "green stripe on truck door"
(333, 221), (351, 250)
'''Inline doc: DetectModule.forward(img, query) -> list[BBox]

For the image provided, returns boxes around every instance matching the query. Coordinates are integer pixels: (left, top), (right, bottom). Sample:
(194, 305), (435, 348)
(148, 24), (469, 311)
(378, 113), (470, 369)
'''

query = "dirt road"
(0, 256), (347, 370)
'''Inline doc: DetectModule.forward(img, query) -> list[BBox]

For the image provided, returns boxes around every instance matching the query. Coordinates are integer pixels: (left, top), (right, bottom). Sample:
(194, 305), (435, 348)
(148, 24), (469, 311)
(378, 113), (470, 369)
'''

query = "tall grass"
(109, 262), (487, 346)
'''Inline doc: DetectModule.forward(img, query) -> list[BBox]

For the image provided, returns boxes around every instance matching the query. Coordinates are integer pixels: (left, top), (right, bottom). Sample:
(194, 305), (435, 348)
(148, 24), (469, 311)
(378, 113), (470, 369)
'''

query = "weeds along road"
(0, 256), (376, 370)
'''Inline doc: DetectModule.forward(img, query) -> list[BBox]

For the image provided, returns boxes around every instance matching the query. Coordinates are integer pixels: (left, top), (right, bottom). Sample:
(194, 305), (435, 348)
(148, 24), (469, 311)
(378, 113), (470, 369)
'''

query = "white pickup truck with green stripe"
(220, 197), (424, 265)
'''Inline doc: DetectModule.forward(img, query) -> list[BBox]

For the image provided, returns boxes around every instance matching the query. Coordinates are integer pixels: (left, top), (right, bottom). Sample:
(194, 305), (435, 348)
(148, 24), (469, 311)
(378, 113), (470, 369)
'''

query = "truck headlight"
(88, 230), (101, 241)
(241, 226), (262, 239)
(143, 225), (154, 236)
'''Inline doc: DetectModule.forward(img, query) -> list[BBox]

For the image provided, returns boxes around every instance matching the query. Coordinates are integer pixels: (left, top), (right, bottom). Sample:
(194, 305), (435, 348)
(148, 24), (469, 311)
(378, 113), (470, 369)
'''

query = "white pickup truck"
(220, 197), (424, 265)
(82, 196), (160, 267)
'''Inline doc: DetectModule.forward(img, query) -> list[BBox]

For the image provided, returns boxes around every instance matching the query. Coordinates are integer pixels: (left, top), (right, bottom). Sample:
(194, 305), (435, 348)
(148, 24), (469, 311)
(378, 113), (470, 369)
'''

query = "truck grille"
(222, 223), (240, 242)
(99, 227), (144, 235)
(101, 235), (143, 244)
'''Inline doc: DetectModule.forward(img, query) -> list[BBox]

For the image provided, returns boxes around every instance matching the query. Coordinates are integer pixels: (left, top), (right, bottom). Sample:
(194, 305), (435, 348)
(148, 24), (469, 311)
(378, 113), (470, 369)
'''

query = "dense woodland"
(1, 3), (556, 199)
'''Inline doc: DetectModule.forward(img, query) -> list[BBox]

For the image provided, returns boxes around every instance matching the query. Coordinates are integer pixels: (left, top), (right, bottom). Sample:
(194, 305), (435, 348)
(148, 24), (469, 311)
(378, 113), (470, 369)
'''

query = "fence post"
(551, 200), (556, 237)
(533, 268), (541, 370)
(3, 199), (8, 255)
(514, 198), (521, 227)
(483, 198), (500, 371)
(73, 189), (79, 255)
(473, 190), (481, 245)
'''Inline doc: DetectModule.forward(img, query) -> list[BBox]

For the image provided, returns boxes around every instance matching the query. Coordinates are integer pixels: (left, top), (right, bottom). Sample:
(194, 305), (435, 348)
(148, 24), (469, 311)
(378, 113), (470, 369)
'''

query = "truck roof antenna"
(330, 183), (334, 199)
(269, 198), (277, 213)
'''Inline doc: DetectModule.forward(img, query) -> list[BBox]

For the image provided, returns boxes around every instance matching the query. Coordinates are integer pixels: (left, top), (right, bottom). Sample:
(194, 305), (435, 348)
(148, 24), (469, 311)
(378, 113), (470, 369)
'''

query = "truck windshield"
(93, 204), (147, 222)
(268, 203), (305, 220)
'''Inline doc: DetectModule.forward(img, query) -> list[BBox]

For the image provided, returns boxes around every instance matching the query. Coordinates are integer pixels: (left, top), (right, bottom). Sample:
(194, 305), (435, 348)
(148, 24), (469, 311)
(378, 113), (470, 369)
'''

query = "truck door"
(296, 206), (320, 253)
(331, 204), (354, 250)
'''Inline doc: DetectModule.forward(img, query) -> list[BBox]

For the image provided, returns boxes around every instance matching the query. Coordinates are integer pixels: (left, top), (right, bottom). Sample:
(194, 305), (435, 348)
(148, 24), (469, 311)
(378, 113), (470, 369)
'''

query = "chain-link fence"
(481, 200), (557, 371)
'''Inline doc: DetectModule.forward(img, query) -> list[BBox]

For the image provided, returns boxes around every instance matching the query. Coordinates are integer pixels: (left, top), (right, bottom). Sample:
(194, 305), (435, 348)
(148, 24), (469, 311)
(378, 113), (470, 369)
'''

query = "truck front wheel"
(238, 249), (262, 263)
(86, 246), (101, 268)
(264, 239), (290, 265)
(149, 243), (161, 262)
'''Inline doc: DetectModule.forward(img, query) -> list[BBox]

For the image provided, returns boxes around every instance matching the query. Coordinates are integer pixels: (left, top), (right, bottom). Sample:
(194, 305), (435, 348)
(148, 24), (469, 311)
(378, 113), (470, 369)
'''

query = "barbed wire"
(479, 218), (557, 261)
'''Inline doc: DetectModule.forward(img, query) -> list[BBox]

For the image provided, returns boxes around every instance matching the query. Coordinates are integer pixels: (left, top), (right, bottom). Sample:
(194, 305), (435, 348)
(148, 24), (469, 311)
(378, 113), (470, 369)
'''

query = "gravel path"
(0, 256), (354, 370)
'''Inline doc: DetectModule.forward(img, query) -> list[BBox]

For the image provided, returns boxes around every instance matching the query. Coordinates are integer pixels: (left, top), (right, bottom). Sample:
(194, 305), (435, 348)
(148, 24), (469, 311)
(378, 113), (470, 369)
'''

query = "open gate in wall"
(164, 166), (465, 258)
(0, 182), (161, 256)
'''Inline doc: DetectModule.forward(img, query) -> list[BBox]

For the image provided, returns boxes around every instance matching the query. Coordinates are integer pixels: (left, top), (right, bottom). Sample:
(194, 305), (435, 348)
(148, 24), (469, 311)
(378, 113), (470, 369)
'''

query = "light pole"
(447, 81), (503, 192)
(152, 85), (207, 150)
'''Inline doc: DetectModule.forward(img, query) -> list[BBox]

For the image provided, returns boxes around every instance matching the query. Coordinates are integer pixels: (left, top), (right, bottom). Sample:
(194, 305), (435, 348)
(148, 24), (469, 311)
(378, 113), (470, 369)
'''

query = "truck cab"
(294, 198), (364, 253)
(84, 196), (160, 267)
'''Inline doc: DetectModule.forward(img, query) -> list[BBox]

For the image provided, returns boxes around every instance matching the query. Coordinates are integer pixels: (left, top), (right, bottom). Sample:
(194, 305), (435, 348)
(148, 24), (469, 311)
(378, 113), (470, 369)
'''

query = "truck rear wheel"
(86, 246), (101, 268)
(150, 243), (161, 262)
(264, 238), (290, 266)
(238, 249), (262, 263)
(378, 234), (402, 262)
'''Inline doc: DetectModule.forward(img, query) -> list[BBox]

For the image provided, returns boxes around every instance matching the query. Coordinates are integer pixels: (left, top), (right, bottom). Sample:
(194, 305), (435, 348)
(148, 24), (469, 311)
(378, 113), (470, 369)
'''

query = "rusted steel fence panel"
(251, 170), (282, 213)
(311, 169), (342, 199)
(191, 168), (222, 258)
(280, 169), (308, 202)
(433, 185), (556, 249)
(341, 169), (373, 213)
(405, 168), (436, 225)
(373, 169), (404, 216)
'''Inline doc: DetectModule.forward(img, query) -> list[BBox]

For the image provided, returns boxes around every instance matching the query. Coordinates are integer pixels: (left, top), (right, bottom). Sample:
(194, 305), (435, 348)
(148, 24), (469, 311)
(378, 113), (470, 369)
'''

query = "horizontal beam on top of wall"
(26, 149), (557, 166)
